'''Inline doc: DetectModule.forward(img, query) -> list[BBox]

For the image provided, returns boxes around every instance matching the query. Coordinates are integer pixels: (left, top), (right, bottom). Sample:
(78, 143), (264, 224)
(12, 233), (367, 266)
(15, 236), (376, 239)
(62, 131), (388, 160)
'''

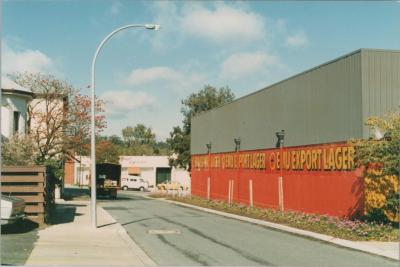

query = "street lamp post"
(90, 24), (159, 228)
(206, 142), (211, 200)
(276, 130), (285, 211)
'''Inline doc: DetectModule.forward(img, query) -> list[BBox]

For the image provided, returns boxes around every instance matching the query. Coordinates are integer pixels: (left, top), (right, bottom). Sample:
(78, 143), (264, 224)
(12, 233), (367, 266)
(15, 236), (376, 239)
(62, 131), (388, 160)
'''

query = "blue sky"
(3, 1), (400, 140)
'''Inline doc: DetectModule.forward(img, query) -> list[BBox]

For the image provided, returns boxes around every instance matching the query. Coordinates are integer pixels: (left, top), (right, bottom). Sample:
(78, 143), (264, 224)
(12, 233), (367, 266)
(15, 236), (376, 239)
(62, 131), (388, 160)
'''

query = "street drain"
(148, 229), (181, 235)
(104, 207), (127, 210)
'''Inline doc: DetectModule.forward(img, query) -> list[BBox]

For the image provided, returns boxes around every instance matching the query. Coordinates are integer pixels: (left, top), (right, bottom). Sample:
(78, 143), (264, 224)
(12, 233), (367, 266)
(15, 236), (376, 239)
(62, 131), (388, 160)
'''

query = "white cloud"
(101, 90), (155, 117)
(2, 41), (56, 75)
(285, 31), (309, 47)
(110, 1), (122, 16)
(126, 67), (182, 86)
(124, 66), (206, 93)
(220, 51), (281, 80)
(181, 4), (266, 43)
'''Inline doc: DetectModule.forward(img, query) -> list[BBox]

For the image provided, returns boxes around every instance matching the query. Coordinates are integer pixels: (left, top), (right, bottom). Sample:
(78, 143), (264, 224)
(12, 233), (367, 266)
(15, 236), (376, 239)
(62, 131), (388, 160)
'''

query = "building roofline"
(1, 88), (34, 98)
(193, 48), (400, 120)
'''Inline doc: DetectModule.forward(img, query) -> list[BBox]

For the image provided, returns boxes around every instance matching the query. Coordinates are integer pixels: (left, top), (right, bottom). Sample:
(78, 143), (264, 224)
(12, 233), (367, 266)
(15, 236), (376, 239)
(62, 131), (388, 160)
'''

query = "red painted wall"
(191, 142), (364, 218)
(64, 159), (75, 186)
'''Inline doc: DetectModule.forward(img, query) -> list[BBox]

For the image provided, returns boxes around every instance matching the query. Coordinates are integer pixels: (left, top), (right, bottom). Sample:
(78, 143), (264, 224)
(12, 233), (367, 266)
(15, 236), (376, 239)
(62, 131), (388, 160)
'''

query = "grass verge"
(150, 193), (399, 242)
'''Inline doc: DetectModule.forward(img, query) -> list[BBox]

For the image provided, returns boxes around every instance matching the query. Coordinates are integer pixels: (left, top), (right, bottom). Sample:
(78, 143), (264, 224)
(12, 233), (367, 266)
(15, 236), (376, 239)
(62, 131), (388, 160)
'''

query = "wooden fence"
(1, 166), (55, 224)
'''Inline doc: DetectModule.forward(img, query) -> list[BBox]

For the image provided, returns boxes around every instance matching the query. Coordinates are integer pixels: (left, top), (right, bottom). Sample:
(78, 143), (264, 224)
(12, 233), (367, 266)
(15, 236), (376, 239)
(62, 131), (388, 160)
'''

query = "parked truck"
(95, 163), (121, 199)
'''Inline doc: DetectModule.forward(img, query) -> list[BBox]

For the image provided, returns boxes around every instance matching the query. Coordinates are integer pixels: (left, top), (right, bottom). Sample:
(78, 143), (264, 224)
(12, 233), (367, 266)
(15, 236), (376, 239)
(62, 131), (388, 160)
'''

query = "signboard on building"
(193, 143), (355, 172)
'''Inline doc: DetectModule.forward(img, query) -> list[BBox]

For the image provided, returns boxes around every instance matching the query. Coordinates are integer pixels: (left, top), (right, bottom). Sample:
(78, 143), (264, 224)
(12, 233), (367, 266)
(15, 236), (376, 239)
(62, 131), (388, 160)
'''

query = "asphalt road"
(1, 219), (39, 265)
(101, 191), (398, 267)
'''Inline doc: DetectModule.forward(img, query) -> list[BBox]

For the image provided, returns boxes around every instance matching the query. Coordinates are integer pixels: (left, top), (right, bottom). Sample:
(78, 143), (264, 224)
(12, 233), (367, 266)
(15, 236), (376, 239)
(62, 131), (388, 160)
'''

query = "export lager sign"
(192, 143), (355, 172)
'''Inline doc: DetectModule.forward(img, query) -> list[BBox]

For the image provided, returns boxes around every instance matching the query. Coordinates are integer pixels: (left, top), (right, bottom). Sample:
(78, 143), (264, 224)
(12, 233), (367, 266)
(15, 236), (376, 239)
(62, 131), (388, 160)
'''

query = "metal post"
(207, 177), (210, 201)
(279, 145), (284, 211)
(276, 130), (285, 211)
(228, 180), (231, 204)
(0, 2), (3, 261)
(207, 142), (211, 201)
(231, 179), (234, 204)
(90, 24), (159, 228)
(249, 179), (253, 207)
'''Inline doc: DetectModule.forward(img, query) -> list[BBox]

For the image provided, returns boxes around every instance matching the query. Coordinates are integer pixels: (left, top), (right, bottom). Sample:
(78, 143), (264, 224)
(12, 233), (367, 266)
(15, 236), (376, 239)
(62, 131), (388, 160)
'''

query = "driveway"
(1, 219), (39, 265)
(101, 191), (398, 267)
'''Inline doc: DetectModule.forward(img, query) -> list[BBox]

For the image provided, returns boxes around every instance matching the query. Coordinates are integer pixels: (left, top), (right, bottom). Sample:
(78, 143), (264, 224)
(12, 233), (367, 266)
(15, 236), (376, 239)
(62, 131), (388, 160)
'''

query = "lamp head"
(275, 130), (285, 148)
(275, 130), (285, 140)
(145, 24), (161, 30)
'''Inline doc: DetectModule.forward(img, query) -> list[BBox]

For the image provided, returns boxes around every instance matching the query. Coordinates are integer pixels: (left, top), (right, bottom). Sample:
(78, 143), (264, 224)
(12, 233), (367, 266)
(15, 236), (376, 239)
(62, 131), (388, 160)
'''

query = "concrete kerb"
(147, 196), (399, 261)
(98, 205), (157, 266)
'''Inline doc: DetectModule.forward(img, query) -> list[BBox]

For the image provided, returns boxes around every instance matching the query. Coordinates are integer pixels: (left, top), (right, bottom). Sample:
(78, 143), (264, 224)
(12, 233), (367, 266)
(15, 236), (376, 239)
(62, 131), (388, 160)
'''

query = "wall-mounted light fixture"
(275, 130), (285, 148)
(206, 142), (212, 154)
(234, 137), (241, 152)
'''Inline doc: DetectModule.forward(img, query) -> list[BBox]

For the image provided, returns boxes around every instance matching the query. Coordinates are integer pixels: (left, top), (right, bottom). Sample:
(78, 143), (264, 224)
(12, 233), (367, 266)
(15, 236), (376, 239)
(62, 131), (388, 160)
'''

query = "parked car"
(157, 181), (189, 191)
(1, 194), (26, 225)
(121, 177), (149, 191)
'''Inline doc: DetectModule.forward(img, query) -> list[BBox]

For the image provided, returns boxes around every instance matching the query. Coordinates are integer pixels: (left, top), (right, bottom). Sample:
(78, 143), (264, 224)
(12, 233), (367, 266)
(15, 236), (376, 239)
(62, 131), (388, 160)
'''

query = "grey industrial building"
(191, 49), (400, 155)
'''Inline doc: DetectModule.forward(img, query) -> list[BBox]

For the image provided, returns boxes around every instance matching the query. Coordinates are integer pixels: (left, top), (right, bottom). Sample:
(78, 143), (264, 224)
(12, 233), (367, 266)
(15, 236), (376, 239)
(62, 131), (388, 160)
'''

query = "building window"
(13, 111), (20, 134)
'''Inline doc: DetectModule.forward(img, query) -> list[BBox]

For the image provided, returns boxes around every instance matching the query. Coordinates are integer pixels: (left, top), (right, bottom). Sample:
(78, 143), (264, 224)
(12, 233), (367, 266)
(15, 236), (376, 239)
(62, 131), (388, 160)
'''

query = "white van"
(121, 176), (148, 191)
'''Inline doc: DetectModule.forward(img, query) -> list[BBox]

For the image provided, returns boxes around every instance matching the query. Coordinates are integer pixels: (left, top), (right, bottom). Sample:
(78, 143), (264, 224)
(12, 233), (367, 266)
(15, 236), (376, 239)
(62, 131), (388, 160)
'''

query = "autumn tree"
(352, 110), (400, 222)
(95, 140), (120, 164)
(353, 111), (400, 177)
(167, 85), (235, 170)
(12, 72), (106, 163)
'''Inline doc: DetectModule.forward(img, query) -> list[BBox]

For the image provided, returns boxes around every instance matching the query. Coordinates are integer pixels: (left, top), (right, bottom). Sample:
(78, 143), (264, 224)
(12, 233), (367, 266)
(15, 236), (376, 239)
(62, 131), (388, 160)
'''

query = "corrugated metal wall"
(191, 50), (365, 154)
(361, 50), (400, 138)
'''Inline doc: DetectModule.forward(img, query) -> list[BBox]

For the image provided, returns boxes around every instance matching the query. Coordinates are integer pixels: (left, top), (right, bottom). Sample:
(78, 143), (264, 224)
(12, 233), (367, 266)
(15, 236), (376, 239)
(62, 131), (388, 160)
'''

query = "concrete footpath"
(25, 200), (155, 266)
(154, 197), (399, 261)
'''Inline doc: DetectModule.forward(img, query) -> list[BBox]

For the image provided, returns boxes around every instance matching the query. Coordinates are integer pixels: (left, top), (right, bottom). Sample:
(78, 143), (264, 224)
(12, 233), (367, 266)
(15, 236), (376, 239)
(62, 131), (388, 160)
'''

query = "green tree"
(120, 124), (158, 155)
(167, 85), (235, 170)
(95, 140), (119, 164)
(108, 135), (124, 146)
(132, 124), (156, 145)
(122, 126), (134, 147)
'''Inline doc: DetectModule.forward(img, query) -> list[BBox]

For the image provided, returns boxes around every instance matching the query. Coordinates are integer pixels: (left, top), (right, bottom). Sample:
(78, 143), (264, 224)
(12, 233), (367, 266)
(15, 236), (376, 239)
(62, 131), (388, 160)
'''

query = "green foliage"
(122, 124), (156, 147)
(1, 135), (64, 186)
(385, 191), (399, 215)
(167, 126), (191, 170)
(108, 135), (124, 146)
(44, 159), (65, 186)
(352, 110), (400, 223)
(96, 124), (169, 158)
(353, 111), (400, 177)
(95, 140), (120, 164)
(168, 85), (235, 170)
(1, 134), (39, 166)
(181, 85), (235, 133)
(364, 208), (390, 224)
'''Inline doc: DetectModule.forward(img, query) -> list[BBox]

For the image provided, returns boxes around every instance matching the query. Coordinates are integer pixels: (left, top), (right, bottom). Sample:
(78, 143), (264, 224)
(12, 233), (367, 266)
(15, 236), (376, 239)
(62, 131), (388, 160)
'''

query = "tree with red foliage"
(12, 72), (106, 163)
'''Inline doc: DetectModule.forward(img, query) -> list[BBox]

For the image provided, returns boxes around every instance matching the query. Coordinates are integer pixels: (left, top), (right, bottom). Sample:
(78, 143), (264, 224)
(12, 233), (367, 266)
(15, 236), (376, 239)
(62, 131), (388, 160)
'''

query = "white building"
(71, 155), (91, 186)
(66, 155), (191, 190)
(1, 77), (34, 138)
(119, 156), (190, 189)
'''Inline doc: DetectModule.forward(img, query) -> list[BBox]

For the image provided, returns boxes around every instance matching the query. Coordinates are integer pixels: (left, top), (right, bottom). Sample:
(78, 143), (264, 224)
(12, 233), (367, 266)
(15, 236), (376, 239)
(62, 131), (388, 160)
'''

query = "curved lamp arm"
(90, 24), (159, 228)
